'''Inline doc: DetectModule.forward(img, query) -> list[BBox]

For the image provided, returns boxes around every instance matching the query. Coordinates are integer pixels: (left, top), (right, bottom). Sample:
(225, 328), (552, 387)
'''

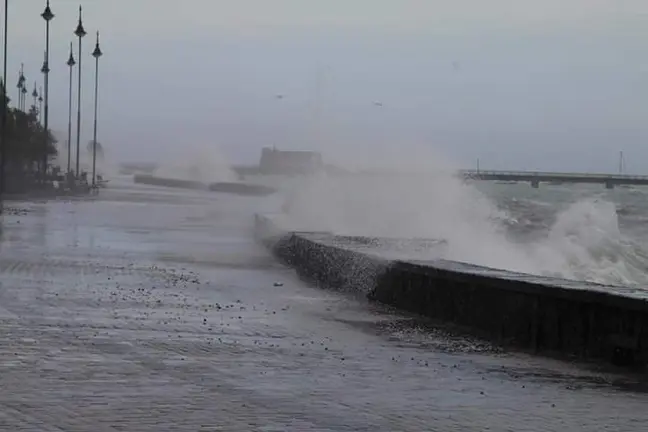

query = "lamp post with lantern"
(74, 5), (86, 177)
(41, 0), (54, 181)
(91, 31), (102, 187)
(66, 42), (75, 174)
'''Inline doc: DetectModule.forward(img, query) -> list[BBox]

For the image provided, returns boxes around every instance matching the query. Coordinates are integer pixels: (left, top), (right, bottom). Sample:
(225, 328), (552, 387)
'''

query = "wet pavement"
(0, 178), (645, 431)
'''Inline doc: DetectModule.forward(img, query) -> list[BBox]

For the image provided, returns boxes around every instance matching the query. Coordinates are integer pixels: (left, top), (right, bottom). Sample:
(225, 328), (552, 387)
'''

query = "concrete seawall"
(133, 174), (206, 190)
(255, 214), (648, 368)
(133, 175), (277, 196)
(208, 182), (276, 196)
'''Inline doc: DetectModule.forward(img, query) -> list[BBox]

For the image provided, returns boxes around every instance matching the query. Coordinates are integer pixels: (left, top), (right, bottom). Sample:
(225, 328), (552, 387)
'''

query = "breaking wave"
(278, 166), (648, 288)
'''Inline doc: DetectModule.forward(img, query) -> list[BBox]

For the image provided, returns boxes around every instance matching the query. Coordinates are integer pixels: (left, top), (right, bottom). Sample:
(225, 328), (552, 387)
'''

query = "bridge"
(460, 170), (648, 189)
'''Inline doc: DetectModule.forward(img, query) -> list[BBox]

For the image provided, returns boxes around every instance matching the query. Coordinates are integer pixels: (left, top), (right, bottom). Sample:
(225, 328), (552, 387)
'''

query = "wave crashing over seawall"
(277, 171), (648, 288)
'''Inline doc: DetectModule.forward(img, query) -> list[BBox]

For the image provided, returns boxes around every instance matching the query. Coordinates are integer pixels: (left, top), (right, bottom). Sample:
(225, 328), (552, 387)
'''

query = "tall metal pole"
(17, 64), (24, 111)
(66, 42), (75, 174)
(0, 76), (4, 206)
(31, 82), (37, 111)
(38, 87), (42, 124)
(20, 66), (24, 110)
(619, 150), (624, 175)
(21, 84), (26, 111)
(91, 31), (102, 187)
(74, 5), (85, 177)
(41, 0), (54, 183)
(0, 0), (6, 203)
(16, 65), (21, 110)
(0, 76), (4, 204)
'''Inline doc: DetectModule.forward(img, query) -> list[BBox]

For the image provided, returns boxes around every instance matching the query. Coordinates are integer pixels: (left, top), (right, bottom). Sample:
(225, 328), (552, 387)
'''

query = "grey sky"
(6, 0), (648, 172)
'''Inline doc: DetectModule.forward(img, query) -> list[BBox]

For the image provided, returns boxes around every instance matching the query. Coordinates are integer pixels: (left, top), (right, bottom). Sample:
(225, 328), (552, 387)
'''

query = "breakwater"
(133, 174), (206, 190)
(255, 214), (648, 368)
(133, 175), (277, 196)
(208, 182), (276, 196)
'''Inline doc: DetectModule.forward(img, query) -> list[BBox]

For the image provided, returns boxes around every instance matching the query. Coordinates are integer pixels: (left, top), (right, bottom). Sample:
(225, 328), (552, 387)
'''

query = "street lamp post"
(21, 83), (26, 111)
(16, 64), (24, 111)
(38, 86), (43, 124)
(31, 82), (38, 111)
(91, 31), (102, 187)
(41, 0), (54, 183)
(74, 5), (86, 178)
(16, 81), (21, 111)
(16, 66), (20, 110)
(0, 0), (8, 205)
(66, 42), (75, 174)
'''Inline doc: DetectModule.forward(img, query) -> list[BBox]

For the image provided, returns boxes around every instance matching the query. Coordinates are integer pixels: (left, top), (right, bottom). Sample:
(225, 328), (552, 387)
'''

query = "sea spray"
(154, 143), (236, 183)
(536, 198), (648, 286)
(281, 169), (539, 274)
(278, 149), (648, 287)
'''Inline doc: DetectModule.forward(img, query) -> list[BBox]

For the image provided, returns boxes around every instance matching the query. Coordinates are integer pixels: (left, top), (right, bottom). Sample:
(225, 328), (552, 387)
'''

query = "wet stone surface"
(0, 179), (646, 431)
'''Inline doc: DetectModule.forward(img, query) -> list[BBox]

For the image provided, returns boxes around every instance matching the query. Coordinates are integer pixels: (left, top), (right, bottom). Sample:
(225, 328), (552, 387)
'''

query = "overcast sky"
(6, 0), (648, 172)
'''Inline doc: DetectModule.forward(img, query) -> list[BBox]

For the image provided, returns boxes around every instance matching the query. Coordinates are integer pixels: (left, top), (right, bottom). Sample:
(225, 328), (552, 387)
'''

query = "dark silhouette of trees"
(1, 86), (58, 191)
(7, 106), (57, 165)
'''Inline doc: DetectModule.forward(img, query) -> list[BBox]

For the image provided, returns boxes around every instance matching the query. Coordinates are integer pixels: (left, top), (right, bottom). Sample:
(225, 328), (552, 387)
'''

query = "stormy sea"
(271, 171), (648, 288)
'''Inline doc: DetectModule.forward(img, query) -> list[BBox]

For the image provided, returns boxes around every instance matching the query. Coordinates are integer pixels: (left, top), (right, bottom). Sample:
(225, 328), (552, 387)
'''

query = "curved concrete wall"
(255, 214), (648, 368)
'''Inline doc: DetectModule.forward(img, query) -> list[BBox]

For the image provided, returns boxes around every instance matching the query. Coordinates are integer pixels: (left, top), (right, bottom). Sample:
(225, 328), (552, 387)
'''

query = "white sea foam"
(278, 148), (648, 287)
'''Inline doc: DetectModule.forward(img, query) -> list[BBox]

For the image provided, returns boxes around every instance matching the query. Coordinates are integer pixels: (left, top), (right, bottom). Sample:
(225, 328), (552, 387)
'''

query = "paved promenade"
(0, 179), (645, 431)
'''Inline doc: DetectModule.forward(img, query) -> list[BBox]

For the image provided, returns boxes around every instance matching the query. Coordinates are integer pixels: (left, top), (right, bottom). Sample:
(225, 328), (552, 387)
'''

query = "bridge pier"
(531, 179), (539, 189)
(605, 181), (614, 190)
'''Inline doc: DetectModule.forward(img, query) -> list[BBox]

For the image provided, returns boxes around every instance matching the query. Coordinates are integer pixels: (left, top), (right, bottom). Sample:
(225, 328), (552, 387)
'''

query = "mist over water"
(154, 144), (237, 183)
(277, 148), (648, 288)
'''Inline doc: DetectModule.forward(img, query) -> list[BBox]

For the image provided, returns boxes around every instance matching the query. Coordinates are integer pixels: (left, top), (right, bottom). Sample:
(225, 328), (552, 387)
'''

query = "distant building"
(259, 147), (323, 175)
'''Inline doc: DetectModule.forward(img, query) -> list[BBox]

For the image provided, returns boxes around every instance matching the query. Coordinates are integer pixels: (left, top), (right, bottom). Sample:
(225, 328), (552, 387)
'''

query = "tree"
(7, 106), (57, 165)
(1, 96), (58, 190)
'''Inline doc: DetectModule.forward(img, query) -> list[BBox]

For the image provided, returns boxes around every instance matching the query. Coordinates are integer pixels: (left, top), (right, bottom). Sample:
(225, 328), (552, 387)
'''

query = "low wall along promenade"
(255, 214), (648, 368)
